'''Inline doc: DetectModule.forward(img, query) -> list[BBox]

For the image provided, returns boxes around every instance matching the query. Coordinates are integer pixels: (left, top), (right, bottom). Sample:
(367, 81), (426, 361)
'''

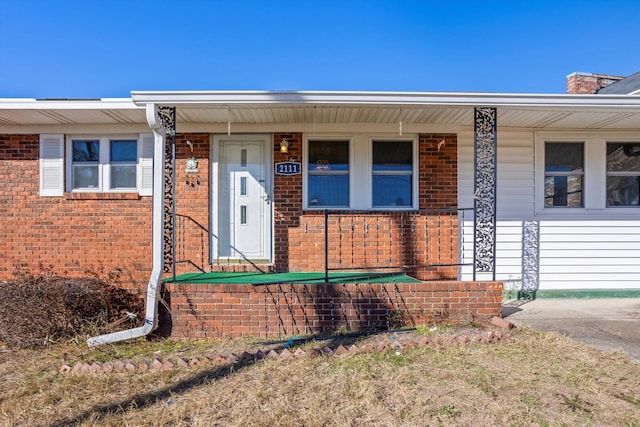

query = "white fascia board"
(131, 90), (640, 110)
(0, 98), (140, 110)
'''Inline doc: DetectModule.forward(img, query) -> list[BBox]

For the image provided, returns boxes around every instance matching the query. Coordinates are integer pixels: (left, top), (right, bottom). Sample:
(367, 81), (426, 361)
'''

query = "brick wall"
(0, 134), (152, 291)
(2, 130), (460, 286)
(566, 72), (624, 94)
(418, 133), (457, 208)
(173, 133), (211, 274)
(272, 132), (459, 279)
(273, 132), (304, 272)
(163, 280), (503, 340)
(3, 131), (502, 340)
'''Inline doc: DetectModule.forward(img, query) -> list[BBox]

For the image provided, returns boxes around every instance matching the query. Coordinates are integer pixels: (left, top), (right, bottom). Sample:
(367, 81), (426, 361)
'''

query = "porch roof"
(1, 90), (639, 131)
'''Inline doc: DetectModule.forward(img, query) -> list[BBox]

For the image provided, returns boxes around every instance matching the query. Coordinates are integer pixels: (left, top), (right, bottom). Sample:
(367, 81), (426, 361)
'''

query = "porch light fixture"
(280, 138), (289, 154)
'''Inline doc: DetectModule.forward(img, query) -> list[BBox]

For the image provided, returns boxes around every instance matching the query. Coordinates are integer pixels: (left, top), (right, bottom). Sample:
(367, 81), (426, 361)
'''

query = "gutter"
(131, 90), (640, 110)
(87, 104), (166, 346)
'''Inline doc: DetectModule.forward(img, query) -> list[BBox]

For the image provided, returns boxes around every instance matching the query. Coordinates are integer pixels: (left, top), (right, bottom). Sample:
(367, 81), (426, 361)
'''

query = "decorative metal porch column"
(157, 106), (176, 278)
(473, 107), (497, 281)
(520, 220), (540, 299)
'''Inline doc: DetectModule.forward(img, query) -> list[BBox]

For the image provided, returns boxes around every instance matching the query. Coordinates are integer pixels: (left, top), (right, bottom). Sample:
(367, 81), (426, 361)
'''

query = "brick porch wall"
(273, 133), (459, 279)
(0, 134), (152, 291)
(163, 280), (503, 340)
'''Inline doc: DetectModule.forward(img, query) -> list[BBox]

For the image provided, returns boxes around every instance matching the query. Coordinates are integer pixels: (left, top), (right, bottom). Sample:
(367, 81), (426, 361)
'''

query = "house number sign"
(275, 161), (301, 175)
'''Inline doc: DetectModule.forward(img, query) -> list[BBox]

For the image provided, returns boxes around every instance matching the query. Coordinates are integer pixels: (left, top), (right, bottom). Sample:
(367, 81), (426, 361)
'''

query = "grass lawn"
(1, 327), (639, 426)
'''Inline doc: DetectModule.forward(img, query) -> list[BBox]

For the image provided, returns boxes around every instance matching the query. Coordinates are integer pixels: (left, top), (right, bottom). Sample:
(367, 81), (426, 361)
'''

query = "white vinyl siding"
(459, 129), (640, 290)
(459, 130), (535, 219)
(534, 221), (640, 289)
(39, 134), (64, 196)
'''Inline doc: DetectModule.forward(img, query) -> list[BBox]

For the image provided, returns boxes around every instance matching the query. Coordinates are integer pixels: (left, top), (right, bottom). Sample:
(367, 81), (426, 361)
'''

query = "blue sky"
(0, 0), (638, 98)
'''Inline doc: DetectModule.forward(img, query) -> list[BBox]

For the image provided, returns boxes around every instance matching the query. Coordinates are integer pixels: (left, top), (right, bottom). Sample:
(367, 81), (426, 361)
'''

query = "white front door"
(213, 135), (272, 261)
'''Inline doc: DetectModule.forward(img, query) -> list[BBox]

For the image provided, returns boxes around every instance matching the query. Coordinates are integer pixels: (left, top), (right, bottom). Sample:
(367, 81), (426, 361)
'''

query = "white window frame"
(66, 135), (142, 193)
(303, 136), (352, 209)
(605, 140), (640, 208)
(541, 140), (585, 209)
(370, 137), (418, 209)
(535, 132), (640, 217)
(303, 134), (418, 210)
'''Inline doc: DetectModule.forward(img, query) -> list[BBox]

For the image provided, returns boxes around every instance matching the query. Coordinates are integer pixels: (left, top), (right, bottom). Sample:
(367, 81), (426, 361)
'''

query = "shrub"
(0, 268), (144, 348)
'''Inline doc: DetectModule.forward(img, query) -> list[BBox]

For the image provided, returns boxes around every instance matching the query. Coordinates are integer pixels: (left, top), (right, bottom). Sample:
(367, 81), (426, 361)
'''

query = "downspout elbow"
(86, 267), (162, 347)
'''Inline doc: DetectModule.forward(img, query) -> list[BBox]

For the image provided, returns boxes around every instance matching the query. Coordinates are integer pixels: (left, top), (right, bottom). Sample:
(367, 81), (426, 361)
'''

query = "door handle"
(261, 194), (271, 204)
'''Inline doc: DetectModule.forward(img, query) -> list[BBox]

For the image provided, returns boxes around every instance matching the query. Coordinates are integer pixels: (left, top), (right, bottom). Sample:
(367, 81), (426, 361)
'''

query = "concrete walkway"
(503, 298), (640, 364)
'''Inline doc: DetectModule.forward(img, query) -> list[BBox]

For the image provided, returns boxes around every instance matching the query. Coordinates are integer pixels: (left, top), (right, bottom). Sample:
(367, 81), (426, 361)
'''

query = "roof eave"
(0, 98), (140, 110)
(130, 90), (640, 110)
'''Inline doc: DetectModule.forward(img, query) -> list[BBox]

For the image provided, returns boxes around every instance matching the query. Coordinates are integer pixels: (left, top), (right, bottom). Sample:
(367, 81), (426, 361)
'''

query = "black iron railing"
(321, 208), (474, 281)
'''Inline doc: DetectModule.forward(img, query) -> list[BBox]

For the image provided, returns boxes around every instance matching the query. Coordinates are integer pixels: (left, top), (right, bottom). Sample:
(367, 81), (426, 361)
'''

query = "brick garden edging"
(59, 324), (512, 376)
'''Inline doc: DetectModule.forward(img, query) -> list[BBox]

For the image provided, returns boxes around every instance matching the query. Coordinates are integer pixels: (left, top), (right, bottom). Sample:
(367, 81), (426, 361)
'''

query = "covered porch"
(87, 90), (640, 344)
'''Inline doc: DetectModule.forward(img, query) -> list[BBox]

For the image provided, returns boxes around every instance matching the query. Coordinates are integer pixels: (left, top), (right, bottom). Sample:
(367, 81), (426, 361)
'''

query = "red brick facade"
(167, 131), (460, 279)
(1, 130), (503, 340)
(1, 132), (458, 281)
(270, 133), (459, 280)
(163, 281), (503, 339)
(0, 134), (152, 291)
(173, 133), (211, 274)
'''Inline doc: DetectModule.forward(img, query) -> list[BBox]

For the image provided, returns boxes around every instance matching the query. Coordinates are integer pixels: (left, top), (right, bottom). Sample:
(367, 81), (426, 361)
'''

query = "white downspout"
(87, 103), (166, 346)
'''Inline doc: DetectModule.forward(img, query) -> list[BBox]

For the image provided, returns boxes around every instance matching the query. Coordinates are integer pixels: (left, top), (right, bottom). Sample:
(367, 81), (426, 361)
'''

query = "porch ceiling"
(1, 91), (639, 130)
(174, 105), (640, 129)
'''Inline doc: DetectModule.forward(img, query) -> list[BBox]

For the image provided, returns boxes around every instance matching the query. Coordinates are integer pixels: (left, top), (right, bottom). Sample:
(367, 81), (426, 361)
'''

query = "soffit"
(1, 93), (639, 130)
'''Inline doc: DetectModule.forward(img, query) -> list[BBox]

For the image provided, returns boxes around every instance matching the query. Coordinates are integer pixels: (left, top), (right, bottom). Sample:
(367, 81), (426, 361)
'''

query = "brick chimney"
(567, 72), (624, 94)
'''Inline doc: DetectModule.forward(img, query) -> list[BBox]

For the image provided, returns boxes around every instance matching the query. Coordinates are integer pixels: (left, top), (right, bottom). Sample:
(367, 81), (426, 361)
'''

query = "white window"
(71, 139), (100, 190)
(544, 142), (584, 208)
(536, 133), (640, 215)
(40, 133), (153, 196)
(303, 135), (417, 210)
(68, 136), (148, 192)
(372, 140), (413, 207)
(109, 139), (138, 190)
(306, 139), (350, 207)
(606, 142), (640, 207)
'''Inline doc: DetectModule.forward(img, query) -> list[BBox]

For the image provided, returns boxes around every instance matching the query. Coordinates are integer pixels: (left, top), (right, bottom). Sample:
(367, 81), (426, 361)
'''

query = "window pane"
(73, 165), (99, 189)
(240, 177), (247, 196)
(73, 140), (99, 162)
(111, 140), (137, 162)
(373, 175), (411, 206)
(607, 176), (640, 206)
(240, 205), (247, 224)
(607, 143), (640, 172)
(110, 165), (136, 189)
(308, 140), (349, 171)
(308, 175), (349, 207)
(545, 143), (583, 173)
(373, 141), (412, 171)
(544, 175), (583, 207)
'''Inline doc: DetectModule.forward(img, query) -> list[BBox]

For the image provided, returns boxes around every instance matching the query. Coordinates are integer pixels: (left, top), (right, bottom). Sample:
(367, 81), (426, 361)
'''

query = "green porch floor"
(166, 271), (421, 285)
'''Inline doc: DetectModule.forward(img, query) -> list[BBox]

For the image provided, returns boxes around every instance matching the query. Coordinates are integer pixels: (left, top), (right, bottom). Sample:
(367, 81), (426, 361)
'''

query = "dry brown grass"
(1, 327), (639, 427)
